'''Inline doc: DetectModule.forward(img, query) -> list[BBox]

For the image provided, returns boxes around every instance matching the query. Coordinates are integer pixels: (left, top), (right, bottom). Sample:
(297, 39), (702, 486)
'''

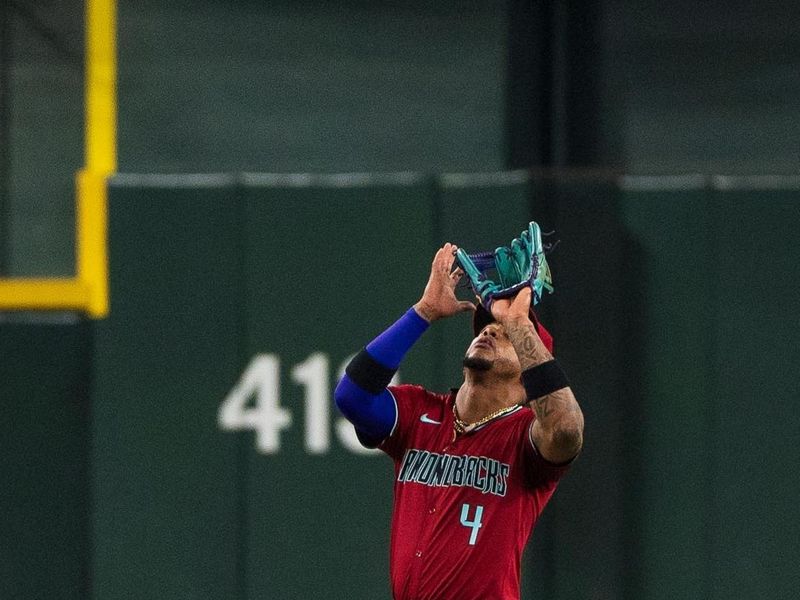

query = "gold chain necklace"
(452, 402), (519, 436)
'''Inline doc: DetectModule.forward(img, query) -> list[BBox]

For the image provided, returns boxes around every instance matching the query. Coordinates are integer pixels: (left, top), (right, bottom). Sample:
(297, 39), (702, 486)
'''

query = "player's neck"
(456, 374), (524, 424)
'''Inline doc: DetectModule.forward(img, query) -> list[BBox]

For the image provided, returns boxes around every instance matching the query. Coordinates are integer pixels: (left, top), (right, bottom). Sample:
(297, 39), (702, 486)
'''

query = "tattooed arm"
(492, 288), (584, 464)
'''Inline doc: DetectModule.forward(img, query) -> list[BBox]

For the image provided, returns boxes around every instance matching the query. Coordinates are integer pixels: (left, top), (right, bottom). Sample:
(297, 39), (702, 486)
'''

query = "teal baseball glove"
(455, 221), (554, 310)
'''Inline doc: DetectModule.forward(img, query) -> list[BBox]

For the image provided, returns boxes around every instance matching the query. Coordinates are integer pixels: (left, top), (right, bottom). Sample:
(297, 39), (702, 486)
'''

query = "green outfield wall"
(0, 315), (92, 599)
(1, 174), (798, 599)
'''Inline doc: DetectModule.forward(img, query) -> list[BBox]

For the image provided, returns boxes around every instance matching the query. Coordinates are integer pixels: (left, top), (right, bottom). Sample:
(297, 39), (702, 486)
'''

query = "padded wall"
(5, 173), (789, 599)
(0, 315), (92, 599)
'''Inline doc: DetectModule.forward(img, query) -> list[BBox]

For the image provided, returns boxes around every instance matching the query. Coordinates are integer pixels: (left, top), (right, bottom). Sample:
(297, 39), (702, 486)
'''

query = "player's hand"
(414, 243), (476, 322)
(489, 286), (532, 325)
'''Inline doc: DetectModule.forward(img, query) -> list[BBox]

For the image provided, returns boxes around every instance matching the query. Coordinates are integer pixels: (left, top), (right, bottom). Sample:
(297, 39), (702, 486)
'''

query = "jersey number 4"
(460, 503), (484, 546)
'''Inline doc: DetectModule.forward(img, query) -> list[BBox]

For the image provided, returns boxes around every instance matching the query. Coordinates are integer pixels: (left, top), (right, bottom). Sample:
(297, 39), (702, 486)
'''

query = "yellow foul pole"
(78, 0), (116, 317)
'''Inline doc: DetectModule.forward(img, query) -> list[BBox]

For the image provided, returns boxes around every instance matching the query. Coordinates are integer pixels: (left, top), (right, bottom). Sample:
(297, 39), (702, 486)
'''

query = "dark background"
(1, 1), (799, 599)
(4, 0), (799, 276)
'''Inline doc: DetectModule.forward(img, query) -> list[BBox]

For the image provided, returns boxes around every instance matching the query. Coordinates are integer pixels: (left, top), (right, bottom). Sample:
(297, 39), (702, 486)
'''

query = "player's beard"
(463, 355), (493, 372)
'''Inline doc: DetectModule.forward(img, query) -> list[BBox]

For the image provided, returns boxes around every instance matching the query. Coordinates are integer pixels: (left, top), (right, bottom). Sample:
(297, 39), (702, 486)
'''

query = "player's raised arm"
(491, 287), (584, 464)
(334, 243), (475, 446)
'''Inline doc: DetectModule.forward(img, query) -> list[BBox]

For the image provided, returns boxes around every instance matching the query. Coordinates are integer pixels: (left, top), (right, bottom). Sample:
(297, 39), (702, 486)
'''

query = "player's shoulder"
(387, 385), (454, 420)
(512, 404), (536, 428)
(387, 383), (451, 405)
(489, 404), (534, 440)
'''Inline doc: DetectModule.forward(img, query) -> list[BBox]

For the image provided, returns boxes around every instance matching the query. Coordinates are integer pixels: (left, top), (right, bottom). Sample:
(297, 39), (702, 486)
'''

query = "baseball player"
(335, 242), (584, 600)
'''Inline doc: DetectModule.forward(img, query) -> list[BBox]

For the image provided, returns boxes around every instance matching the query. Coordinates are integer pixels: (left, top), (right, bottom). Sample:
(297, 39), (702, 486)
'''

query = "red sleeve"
(378, 384), (432, 461)
(522, 418), (573, 490)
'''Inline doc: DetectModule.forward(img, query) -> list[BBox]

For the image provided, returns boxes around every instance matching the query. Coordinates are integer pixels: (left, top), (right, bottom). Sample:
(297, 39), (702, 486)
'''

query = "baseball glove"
(455, 221), (554, 310)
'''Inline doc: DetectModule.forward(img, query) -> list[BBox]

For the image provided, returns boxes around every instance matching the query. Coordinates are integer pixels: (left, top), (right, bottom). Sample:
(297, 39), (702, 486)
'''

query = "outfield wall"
(1, 174), (798, 599)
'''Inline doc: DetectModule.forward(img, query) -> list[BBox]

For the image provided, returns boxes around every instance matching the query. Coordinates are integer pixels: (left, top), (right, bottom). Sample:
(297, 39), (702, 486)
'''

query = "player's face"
(464, 323), (521, 375)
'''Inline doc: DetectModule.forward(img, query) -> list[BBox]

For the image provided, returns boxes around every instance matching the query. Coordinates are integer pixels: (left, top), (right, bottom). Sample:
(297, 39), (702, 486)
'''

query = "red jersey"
(379, 384), (570, 600)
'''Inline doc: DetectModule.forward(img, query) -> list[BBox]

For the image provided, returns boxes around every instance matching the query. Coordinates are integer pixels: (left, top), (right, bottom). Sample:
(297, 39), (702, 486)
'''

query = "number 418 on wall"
(218, 353), (398, 456)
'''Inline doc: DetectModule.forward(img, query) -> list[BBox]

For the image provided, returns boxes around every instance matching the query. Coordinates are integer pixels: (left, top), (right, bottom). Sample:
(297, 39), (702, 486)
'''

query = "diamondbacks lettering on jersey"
(397, 449), (511, 497)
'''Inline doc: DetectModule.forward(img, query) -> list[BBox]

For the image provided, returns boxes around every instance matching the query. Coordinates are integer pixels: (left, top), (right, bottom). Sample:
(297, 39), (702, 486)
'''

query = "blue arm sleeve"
(365, 307), (429, 368)
(334, 307), (429, 445)
(334, 377), (397, 444)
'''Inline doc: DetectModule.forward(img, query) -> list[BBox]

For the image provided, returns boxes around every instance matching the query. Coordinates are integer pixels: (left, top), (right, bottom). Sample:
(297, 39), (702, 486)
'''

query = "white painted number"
(291, 353), (331, 454)
(219, 352), (397, 455)
(460, 503), (484, 546)
(217, 354), (291, 453)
